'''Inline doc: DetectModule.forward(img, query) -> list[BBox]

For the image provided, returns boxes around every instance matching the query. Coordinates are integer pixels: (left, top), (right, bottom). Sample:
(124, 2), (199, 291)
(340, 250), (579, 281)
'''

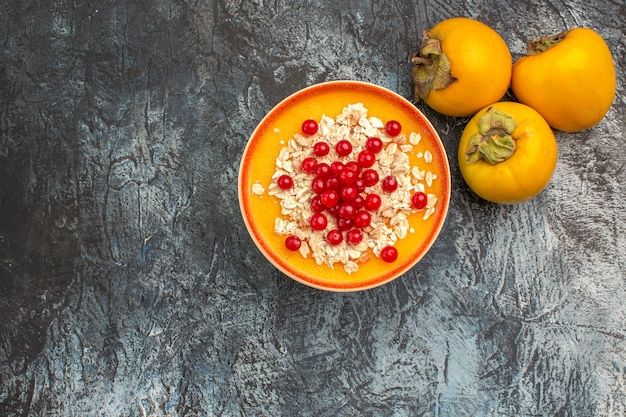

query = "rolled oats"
(409, 132), (421, 145)
(259, 103), (440, 274)
(251, 183), (265, 195)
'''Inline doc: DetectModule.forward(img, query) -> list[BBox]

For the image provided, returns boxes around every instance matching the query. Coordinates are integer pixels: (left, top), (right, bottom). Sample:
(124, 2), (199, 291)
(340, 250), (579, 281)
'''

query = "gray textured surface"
(1, 0), (625, 416)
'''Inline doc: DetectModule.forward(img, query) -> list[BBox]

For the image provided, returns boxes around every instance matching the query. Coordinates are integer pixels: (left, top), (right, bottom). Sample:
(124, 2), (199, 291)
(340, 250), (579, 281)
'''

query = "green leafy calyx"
(465, 107), (517, 165)
(411, 31), (457, 101)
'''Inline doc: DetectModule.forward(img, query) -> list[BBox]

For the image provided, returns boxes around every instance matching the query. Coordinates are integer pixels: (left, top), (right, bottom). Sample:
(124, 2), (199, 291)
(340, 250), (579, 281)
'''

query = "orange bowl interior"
(238, 81), (450, 291)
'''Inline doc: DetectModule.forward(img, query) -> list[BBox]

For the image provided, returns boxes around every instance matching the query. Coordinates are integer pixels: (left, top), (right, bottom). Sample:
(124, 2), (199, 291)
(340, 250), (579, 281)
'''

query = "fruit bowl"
(238, 81), (450, 291)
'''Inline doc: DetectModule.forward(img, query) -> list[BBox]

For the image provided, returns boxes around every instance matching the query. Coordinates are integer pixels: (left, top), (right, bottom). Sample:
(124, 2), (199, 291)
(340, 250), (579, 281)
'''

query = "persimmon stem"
(526, 30), (568, 55)
(465, 107), (517, 165)
(411, 31), (457, 101)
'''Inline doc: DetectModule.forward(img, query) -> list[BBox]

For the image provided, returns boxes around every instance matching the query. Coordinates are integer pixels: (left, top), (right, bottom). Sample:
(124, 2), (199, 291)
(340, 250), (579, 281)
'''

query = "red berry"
(346, 229), (363, 245)
(302, 119), (318, 136)
(353, 178), (365, 193)
(337, 203), (356, 220)
(353, 210), (371, 229)
(330, 161), (345, 175)
(337, 217), (353, 231)
(364, 193), (382, 211)
(357, 150), (376, 168)
(361, 169), (379, 187)
(344, 161), (361, 173)
(381, 175), (398, 193)
(321, 189), (339, 208)
(313, 141), (330, 156)
(277, 174), (293, 189)
(310, 213), (328, 231)
(352, 195), (365, 210)
(385, 120), (402, 136)
(285, 235), (301, 251)
(335, 140), (352, 156)
(339, 185), (358, 202)
(324, 174), (341, 191)
(339, 169), (357, 185)
(311, 177), (326, 194)
(315, 162), (331, 178)
(301, 157), (318, 173)
(412, 191), (428, 209)
(326, 230), (343, 245)
(310, 195), (325, 212)
(366, 137), (383, 153)
(381, 246), (398, 262)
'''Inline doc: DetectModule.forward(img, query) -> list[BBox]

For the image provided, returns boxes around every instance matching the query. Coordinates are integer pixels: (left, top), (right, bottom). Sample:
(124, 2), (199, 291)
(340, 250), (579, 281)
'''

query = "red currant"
(330, 161), (345, 175)
(285, 235), (301, 251)
(277, 174), (293, 189)
(361, 169), (379, 187)
(337, 217), (353, 231)
(301, 157), (318, 174)
(381, 246), (398, 262)
(357, 150), (376, 168)
(352, 195), (365, 210)
(337, 203), (356, 220)
(344, 161), (361, 173)
(385, 120), (402, 137)
(324, 174), (340, 191)
(315, 162), (331, 178)
(381, 175), (398, 193)
(354, 178), (365, 193)
(339, 184), (358, 202)
(313, 141), (330, 157)
(310, 195), (325, 212)
(353, 210), (371, 229)
(311, 177), (326, 194)
(310, 213), (328, 231)
(302, 119), (318, 136)
(321, 189), (339, 208)
(412, 191), (428, 209)
(339, 169), (357, 185)
(335, 140), (352, 156)
(346, 229), (363, 245)
(366, 137), (383, 153)
(364, 193), (382, 211)
(326, 230), (343, 246)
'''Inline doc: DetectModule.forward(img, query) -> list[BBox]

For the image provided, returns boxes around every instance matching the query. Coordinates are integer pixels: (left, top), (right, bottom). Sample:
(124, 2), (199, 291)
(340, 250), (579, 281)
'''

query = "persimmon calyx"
(411, 30), (457, 101)
(465, 107), (517, 165)
(526, 30), (568, 55)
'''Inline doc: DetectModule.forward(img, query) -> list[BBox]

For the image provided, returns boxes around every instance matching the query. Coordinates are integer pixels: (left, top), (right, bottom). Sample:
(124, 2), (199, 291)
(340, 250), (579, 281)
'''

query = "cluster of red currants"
(279, 118), (428, 264)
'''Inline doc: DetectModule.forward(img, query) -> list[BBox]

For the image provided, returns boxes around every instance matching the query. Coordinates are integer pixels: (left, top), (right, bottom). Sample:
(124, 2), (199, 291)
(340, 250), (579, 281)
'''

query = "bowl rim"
(238, 80), (451, 292)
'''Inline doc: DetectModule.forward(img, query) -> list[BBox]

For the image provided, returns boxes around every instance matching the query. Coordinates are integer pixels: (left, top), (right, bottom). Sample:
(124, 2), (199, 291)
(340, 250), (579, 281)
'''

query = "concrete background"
(1, 0), (624, 415)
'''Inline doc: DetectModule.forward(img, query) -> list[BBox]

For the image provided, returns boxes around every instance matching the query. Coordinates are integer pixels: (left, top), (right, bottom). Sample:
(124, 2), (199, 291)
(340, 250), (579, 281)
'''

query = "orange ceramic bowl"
(238, 81), (450, 291)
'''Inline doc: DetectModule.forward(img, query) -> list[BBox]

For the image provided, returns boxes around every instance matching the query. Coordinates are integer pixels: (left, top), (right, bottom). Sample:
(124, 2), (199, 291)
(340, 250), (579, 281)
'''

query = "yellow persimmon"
(411, 17), (512, 117)
(511, 27), (616, 132)
(458, 102), (558, 204)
